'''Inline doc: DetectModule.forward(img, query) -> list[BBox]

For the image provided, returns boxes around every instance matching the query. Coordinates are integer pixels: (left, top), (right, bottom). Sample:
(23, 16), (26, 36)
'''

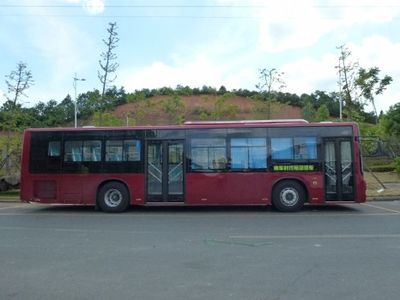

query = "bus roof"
(24, 120), (358, 132)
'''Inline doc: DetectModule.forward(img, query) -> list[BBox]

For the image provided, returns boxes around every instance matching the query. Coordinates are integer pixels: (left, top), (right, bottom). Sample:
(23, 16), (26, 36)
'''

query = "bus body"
(20, 120), (366, 212)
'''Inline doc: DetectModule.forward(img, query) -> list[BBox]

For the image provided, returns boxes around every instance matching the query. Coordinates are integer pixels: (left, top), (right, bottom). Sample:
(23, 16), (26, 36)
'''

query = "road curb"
(367, 196), (399, 202)
(0, 198), (20, 203)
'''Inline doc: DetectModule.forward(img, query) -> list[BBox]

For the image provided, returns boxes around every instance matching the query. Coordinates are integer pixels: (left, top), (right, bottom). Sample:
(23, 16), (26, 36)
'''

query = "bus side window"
(48, 141), (61, 157)
(106, 140), (141, 162)
(83, 140), (102, 162)
(106, 140), (123, 161)
(271, 138), (294, 159)
(124, 140), (141, 161)
(64, 141), (83, 162)
(271, 137), (317, 160)
(191, 138), (227, 171)
(230, 138), (267, 170)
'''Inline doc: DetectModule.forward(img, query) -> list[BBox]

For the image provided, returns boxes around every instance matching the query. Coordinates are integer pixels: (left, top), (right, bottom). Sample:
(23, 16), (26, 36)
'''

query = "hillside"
(110, 94), (302, 126)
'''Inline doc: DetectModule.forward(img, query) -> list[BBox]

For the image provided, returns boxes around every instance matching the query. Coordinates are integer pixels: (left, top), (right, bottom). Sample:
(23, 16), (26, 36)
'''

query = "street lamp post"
(73, 73), (86, 128)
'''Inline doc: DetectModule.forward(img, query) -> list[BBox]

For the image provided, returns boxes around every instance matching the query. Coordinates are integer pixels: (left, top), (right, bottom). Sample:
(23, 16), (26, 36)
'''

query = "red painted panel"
(186, 173), (271, 205)
(22, 173), (145, 205)
(185, 172), (325, 205)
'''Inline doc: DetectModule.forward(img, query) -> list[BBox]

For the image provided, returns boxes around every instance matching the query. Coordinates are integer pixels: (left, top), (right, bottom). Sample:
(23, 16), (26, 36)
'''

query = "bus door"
(146, 140), (184, 202)
(323, 138), (354, 201)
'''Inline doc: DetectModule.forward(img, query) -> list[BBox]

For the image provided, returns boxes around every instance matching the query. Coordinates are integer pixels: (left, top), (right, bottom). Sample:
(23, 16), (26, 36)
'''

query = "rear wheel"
(97, 182), (130, 213)
(272, 180), (305, 212)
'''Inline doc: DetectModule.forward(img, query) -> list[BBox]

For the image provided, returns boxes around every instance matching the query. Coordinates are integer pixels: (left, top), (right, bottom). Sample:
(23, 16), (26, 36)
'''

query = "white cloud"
(348, 35), (400, 111)
(219, 0), (400, 53)
(121, 55), (226, 90)
(256, 0), (337, 52)
(63, 0), (105, 15)
(27, 16), (93, 82)
(280, 35), (400, 112)
(83, 0), (105, 15)
(281, 53), (338, 94)
(0, 90), (6, 106)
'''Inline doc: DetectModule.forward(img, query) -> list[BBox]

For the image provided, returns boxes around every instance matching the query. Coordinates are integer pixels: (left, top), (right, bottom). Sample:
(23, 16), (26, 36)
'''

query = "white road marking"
(363, 203), (400, 214)
(229, 234), (400, 239)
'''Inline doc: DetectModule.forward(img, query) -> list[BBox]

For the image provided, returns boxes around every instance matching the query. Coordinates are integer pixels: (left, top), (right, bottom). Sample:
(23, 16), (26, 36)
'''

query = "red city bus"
(20, 120), (366, 212)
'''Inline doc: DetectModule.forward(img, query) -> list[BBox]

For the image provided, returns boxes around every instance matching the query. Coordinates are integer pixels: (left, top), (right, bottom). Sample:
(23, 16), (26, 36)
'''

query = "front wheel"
(272, 180), (305, 212)
(97, 182), (130, 213)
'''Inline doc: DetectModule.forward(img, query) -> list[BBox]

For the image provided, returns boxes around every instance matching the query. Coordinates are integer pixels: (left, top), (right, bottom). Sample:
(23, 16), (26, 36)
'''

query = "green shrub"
(395, 157), (400, 174)
(368, 163), (395, 172)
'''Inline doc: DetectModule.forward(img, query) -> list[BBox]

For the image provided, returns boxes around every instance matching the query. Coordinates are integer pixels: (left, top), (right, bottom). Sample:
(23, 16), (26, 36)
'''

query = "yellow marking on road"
(363, 203), (400, 214)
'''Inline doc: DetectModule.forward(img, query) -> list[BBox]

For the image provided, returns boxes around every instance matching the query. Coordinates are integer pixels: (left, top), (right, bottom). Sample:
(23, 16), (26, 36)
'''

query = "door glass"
(168, 143), (183, 195)
(324, 141), (337, 195)
(340, 141), (353, 194)
(147, 143), (162, 195)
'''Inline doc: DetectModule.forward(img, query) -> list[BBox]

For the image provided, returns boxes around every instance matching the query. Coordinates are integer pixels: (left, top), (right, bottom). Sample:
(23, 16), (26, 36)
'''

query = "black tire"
(272, 180), (305, 212)
(97, 181), (130, 213)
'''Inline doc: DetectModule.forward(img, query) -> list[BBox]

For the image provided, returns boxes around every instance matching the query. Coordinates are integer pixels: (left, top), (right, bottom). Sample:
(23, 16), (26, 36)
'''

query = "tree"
(355, 67), (392, 123)
(98, 22), (119, 125)
(256, 68), (286, 119)
(5, 62), (34, 106)
(382, 103), (400, 138)
(336, 45), (360, 120)
(256, 68), (286, 96)
(302, 100), (316, 121)
(98, 22), (119, 98)
(315, 104), (330, 122)
(2, 62), (33, 175)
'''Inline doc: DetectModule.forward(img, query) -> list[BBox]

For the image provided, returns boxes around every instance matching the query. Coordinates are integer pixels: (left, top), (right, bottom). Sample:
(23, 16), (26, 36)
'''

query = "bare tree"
(336, 45), (360, 120)
(256, 68), (286, 96)
(3, 62), (33, 175)
(98, 22), (119, 100)
(255, 68), (286, 119)
(5, 61), (34, 107)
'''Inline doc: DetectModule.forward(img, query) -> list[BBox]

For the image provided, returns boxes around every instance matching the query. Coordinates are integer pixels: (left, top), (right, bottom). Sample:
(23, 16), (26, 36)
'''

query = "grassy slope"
(110, 95), (303, 125)
(365, 172), (400, 197)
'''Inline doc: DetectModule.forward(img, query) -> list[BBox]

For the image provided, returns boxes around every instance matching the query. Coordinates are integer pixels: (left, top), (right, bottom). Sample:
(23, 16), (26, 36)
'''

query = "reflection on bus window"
(272, 137), (317, 160)
(231, 138), (267, 169)
(83, 141), (101, 161)
(271, 138), (293, 159)
(191, 138), (227, 170)
(106, 140), (141, 162)
(64, 141), (83, 162)
(48, 141), (61, 157)
(64, 140), (102, 162)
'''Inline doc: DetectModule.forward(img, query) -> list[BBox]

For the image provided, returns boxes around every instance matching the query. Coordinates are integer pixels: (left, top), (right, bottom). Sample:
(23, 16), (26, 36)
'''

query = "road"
(1, 201), (400, 300)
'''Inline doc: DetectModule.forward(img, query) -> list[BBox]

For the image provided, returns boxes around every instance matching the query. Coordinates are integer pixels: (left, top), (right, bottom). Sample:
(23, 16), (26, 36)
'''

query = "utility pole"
(73, 73), (86, 128)
(338, 57), (343, 121)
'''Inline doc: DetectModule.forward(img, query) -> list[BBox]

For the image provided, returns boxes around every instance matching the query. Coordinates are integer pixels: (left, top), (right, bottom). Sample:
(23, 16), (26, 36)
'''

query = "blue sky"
(1, 0), (399, 113)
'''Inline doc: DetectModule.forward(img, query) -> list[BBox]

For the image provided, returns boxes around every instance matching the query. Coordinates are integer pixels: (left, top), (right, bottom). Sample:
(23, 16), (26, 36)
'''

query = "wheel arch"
(271, 177), (309, 204)
(95, 179), (131, 209)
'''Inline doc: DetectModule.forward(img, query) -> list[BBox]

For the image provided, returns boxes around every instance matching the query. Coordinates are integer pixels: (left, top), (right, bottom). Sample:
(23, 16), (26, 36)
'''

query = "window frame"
(230, 137), (268, 171)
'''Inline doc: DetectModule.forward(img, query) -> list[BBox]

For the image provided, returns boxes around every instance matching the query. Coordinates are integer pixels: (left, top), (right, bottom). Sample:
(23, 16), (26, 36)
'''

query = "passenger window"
(106, 140), (141, 162)
(294, 137), (317, 159)
(124, 140), (141, 161)
(83, 140), (102, 161)
(64, 141), (83, 162)
(191, 138), (227, 170)
(106, 140), (123, 161)
(271, 137), (317, 160)
(271, 138), (293, 159)
(48, 141), (61, 157)
(231, 138), (267, 169)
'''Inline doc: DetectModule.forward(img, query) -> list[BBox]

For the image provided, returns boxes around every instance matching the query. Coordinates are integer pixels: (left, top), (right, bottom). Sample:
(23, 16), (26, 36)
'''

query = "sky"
(0, 0), (400, 114)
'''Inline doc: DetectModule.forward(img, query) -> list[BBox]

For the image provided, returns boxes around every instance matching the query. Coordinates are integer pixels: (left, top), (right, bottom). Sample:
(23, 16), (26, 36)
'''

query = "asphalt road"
(1, 201), (400, 300)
